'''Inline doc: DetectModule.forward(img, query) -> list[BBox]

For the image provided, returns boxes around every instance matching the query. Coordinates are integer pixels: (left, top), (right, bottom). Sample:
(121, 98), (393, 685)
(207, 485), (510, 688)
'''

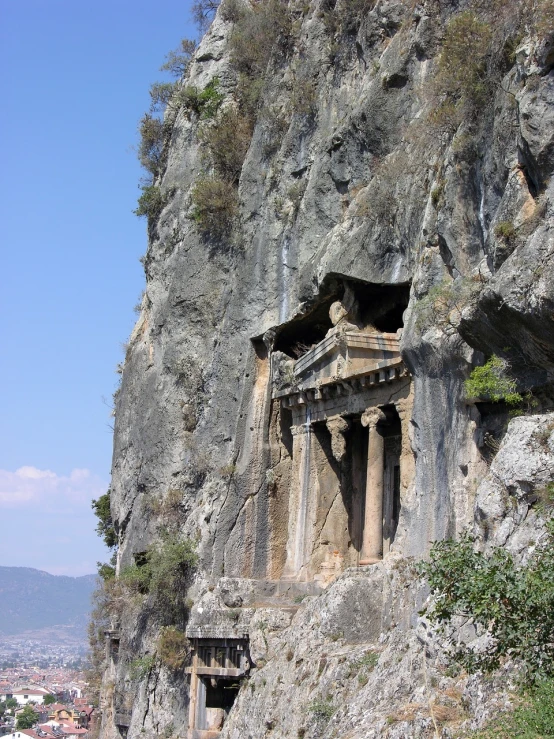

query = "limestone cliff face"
(101, 1), (554, 736)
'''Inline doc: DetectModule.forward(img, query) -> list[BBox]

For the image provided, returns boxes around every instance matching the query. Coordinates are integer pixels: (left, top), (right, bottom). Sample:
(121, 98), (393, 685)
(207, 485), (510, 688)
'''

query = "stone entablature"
(279, 359), (409, 425)
(292, 330), (401, 389)
(273, 325), (409, 426)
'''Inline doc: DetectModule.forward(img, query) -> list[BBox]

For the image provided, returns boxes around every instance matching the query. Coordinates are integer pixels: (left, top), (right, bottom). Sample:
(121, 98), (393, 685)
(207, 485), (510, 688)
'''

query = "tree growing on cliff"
(92, 490), (117, 549)
(419, 520), (554, 683)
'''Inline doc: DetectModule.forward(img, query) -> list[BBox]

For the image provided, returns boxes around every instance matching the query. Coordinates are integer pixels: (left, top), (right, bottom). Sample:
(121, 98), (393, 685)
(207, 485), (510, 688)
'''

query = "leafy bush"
(191, 176), (238, 240)
(137, 113), (167, 176)
(322, 0), (378, 37)
(119, 560), (152, 594)
(97, 558), (116, 582)
(129, 654), (156, 680)
(134, 185), (173, 223)
(465, 355), (522, 406)
(179, 78), (224, 120)
(148, 536), (198, 596)
(419, 520), (554, 683)
(290, 77), (318, 118)
(494, 220), (517, 241)
(148, 488), (185, 529)
(92, 490), (117, 549)
(158, 626), (190, 670)
(308, 698), (336, 720)
(149, 81), (178, 112)
(357, 651), (379, 671)
(536, 482), (554, 513)
(201, 107), (253, 182)
(431, 183), (445, 207)
(429, 11), (492, 131)
(119, 535), (198, 611)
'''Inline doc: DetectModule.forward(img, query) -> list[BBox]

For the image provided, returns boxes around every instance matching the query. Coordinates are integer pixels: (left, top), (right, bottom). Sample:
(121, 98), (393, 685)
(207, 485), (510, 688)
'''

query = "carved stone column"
(326, 415), (351, 462)
(282, 422), (312, 579)
(360, 408), (386, 564)
(395, 393), (415, 498)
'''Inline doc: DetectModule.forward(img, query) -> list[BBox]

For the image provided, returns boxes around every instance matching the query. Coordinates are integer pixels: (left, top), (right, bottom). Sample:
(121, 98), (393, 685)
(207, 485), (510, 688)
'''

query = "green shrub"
(201, 107), (253, 181)
(97, 560), (116, 582)
(148, 488), (185, 527)
(119, 561), (151, 594)
(129, 654), (157, 680)
(220, 0), (242, 23)
(137, 113), (166, 176)
(158, 626), (190, 670)
(535, 0), (554, 35)
(92, 490), (117, 549)
(419, 520), (554, 683)
(230, 0), (291, 77)
(494, 220), (517, 241)
(357, 651), (379, 671)
(179, 77), (224, 120)
(329, 0), (378, 36)
(191, 176), (238, 240)
(16, 705), (39, 729)
(431, 183), (445, 207)
(308, 698), (336, 720)
(536, 482), (554, 512)
(134, 185), (172, 223)
(290, 77), (318, 117)
(119, 535), (197, 609)
(465, 355), (522, 406)
(148, 536), (198, 597)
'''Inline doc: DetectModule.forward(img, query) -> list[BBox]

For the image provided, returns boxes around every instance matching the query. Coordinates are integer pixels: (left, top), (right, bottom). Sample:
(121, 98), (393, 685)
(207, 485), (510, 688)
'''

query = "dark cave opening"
(273, 278), (410, 358)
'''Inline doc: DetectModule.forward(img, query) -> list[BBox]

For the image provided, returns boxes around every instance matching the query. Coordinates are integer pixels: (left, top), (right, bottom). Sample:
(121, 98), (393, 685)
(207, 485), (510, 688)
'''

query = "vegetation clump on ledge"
(464, 355), (522, 407)
(191, 176), (238, 240)
(120, 534), (198, 605)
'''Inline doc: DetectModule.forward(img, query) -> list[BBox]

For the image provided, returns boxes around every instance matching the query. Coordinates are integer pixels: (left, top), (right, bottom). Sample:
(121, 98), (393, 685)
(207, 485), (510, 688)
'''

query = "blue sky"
(0, 0), (197, 576)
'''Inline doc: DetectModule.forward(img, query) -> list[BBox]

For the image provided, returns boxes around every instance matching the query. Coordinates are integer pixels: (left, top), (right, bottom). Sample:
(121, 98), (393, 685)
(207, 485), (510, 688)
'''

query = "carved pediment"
(292, 329), (401, 391)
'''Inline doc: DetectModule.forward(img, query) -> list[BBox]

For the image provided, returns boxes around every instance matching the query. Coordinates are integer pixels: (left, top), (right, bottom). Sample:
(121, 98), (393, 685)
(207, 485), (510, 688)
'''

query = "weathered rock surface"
(99, 0), (554, 736)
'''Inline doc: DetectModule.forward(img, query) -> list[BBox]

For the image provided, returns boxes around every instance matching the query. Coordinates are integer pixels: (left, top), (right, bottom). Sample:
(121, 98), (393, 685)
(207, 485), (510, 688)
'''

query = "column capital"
(394, 398), (412, 422)
(291, 423), (310, 437)
(326, 415), (350, 436)
(326, 415), (351, 462)
(361, 407), (386, 429)
(263, 329), (277, 352)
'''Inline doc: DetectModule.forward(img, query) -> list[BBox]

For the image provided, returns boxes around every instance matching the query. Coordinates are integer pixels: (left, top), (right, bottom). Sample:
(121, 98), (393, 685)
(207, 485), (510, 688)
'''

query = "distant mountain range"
(0, 567), (97, 638)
